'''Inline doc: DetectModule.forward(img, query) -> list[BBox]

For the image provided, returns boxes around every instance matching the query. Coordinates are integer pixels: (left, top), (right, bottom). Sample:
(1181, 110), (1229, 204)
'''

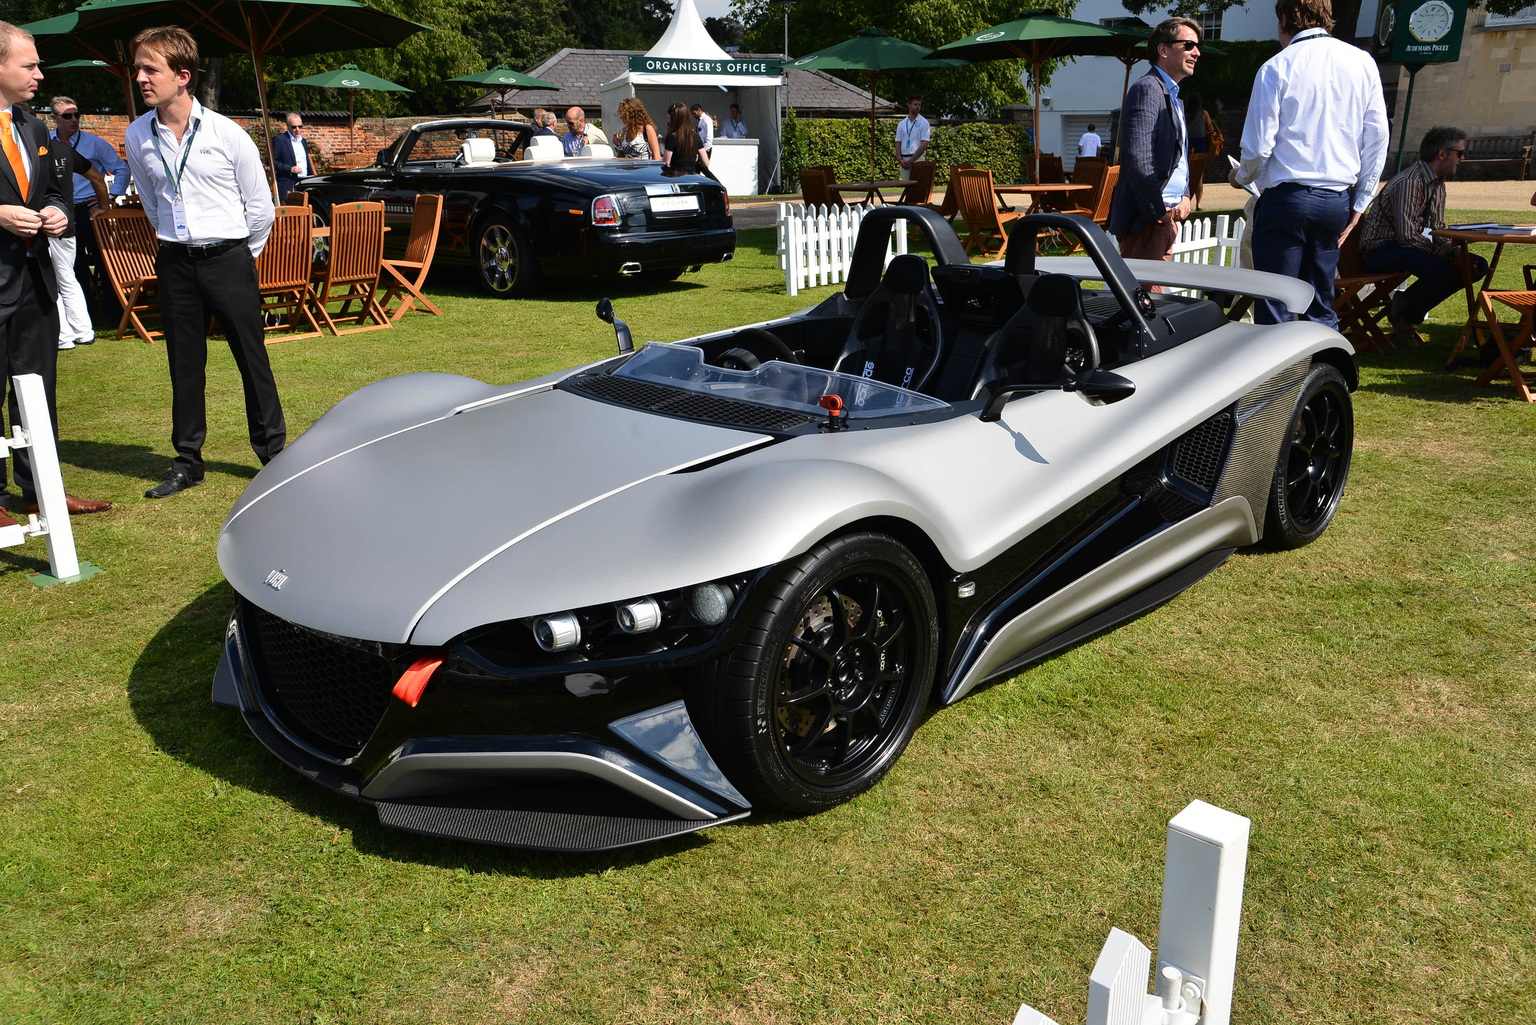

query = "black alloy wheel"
(474, 214), (540, 296)
(687, 533), (938, 813)
(1266, 362), (1353, 549)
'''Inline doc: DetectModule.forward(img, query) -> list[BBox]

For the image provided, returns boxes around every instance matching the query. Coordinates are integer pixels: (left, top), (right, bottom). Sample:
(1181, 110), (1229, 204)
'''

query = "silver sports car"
(213, 210), (1354, 851)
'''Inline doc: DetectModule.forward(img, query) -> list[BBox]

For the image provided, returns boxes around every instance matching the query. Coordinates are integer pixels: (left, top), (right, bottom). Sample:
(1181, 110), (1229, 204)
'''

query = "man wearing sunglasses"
(1229, 0), (1387, 327)
(47, 95), (129, 327)
(1106, 18), (1202, 276)
(1358, 126), (1484, 345)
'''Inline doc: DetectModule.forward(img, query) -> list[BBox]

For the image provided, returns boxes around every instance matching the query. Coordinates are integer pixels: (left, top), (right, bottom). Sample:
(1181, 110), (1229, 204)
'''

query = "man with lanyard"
(47, 94), (128, 321)
(0, 21), (112, 525)
(720, 104), (747, 140)
(894, 97), (928, 172)
(123, 25), (283, 500)
(1106, 18), (1199, 279)
(1229, 0), (1387, 326)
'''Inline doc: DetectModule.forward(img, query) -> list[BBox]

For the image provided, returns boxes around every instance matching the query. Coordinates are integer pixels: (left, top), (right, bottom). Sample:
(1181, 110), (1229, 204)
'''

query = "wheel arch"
(1311, 346), (1357, 391)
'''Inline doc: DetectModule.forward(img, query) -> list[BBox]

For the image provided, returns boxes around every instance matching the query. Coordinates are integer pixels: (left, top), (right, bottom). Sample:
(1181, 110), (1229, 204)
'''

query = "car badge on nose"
(264, 569), (288, 590)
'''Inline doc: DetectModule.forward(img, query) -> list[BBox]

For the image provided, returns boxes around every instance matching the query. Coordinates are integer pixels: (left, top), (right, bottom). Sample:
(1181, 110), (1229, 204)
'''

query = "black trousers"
(0, 258), (60, 500)
(155, 240), (285, 478)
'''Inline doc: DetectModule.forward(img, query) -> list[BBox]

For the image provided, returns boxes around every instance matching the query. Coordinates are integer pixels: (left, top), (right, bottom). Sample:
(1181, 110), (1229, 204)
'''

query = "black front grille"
(564, 373), (817, 432)
(242, 602), (401, 761)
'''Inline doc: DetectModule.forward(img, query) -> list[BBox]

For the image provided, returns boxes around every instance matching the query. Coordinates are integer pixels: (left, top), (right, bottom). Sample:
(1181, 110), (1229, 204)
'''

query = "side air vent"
(1170, 412), (1233, 493)
(564, 374), (817, 432)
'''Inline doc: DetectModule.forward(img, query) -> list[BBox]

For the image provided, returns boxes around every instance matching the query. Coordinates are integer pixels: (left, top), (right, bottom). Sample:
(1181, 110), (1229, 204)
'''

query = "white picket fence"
(1, 373), (95, 585)
(777, 203), (908, 297)
(777, 206), (1247, 297)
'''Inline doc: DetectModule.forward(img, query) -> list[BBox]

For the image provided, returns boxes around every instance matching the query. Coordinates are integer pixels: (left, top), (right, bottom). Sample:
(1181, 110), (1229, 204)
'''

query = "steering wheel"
(710, 328), (798, 371)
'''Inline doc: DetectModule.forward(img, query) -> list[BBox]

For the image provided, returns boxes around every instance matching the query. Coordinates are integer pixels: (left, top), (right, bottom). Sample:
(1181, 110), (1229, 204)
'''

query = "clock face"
(1377, 2), (1396, 45)
(1409, 0), (1454, 42)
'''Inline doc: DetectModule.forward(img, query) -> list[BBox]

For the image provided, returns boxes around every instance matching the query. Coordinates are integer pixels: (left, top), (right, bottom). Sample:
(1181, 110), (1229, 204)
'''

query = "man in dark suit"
(271, 112), (313, 199)
(1106, 18), (1201, 284)
(0, 21), (110, 526)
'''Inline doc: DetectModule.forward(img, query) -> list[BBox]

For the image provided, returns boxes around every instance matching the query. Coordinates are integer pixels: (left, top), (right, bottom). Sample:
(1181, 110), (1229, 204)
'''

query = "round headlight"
(615, 597), (663, 634)
(532, 611), (581, 652)
(689, 583), (735, 626)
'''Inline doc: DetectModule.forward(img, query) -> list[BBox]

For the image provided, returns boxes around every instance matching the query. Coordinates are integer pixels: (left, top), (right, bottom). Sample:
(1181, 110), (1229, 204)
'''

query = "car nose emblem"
(264, 569), (288, 590)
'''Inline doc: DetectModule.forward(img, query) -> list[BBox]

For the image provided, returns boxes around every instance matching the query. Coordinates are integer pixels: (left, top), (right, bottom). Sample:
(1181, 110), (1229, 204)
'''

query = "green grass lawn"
(2, 214), (1533, 1024)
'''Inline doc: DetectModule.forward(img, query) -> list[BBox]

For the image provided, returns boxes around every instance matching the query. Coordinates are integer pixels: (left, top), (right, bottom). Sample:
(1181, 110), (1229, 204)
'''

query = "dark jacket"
(1, 104), (70, 305)
(271, 131), (312, 196)
(1106, 70), (1186, 237)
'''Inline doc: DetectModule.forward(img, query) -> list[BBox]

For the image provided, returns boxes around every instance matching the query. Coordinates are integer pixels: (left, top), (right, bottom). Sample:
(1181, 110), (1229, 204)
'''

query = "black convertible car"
(295, 118), (734, 296)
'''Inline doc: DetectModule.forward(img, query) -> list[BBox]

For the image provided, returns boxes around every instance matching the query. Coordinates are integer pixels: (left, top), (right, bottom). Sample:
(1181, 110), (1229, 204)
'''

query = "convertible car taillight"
(592, 195), (619, 226)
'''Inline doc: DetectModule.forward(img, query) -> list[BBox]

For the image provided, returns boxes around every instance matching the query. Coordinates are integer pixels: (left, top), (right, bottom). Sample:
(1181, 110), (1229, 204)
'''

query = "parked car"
(294, 117), (734, 296)
(213, 209), (1355, 851)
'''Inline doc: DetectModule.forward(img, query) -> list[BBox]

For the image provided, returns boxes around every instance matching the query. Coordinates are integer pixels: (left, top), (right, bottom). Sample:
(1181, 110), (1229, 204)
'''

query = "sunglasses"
(56, 112), (80, 119)
(1169, 39), (1201, 51)
(1448, 148), (1466, 157)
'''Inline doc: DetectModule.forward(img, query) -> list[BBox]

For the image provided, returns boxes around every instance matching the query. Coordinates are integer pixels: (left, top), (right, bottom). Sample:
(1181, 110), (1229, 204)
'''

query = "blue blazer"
(1106, 70), (1186, 237)
(271, 131), (310, 195)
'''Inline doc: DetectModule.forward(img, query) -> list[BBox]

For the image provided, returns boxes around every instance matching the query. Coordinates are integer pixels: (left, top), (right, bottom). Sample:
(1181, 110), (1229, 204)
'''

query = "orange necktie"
(0, 110), (30, 202)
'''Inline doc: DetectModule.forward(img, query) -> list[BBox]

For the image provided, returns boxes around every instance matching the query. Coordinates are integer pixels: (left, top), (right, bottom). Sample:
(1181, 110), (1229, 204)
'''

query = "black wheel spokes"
(1286, 389), (1346, 526)
(774, 570), (915, 783)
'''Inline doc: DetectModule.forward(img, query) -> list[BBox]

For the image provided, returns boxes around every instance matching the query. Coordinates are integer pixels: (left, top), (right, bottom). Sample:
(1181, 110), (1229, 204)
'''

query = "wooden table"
(993, 182), (1091, 214)
(1430, 225), (1536, 363)
(829, 180), (915, 205)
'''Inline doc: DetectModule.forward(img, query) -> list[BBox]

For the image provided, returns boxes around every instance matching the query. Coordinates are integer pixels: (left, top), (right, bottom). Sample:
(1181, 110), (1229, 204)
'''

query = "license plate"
(650, 195), (699, 214)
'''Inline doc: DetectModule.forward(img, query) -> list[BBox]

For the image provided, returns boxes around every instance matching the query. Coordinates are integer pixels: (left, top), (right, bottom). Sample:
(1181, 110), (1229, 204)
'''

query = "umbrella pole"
(869, 70), (879, 181)
(251, 49), (279, 198)
(1033, 65), (1042, 183)
(349, 90), (356, 149)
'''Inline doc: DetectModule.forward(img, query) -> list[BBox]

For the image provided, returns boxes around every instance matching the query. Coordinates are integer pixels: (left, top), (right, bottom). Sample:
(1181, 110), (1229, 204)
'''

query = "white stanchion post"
(3, 373), (82, 581)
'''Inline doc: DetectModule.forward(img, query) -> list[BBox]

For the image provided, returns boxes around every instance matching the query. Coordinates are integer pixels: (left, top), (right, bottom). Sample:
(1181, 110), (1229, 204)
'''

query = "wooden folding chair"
(1045, 160), (1105, 218)
(1332, 220), (1409, 353)
(1069, 156), (1106, 182)
(94, 208), (161, 343)
(893, 160), (935, 206)
(309, 201), (390, 335)
(283, 190), (310, 206)
(1473, 289), (1536, 401)
(255, 205), (323, 341)
(1037, 154), (1064, 183)
(1090, 165), (1120, 228)
(379, 194), (444, 323)
(920, 165), (975, 224)
(798, 168), (844, 210)
(954, 169), (1020, 259)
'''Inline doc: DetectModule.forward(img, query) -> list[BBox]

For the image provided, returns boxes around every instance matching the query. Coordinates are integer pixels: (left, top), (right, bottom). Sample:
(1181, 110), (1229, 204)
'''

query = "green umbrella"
(25, 0), (432, 190)
(783, 28), (966, 178)
(48, 58), (113, 69)
(444, 66), (559, 119)
(286, 63), (412, 144)
(930, 9), (1124, 179)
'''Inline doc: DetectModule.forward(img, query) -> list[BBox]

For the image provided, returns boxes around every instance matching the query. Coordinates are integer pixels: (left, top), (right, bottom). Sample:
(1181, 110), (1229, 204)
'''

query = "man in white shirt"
(894, 96), (929, 171)
(720, 103), (747, 139)
(691, 104), (713, 154)
(124, 25), (283, 499)
(1229, 0), (1388, 326)
(1078, 124), (1101, 158)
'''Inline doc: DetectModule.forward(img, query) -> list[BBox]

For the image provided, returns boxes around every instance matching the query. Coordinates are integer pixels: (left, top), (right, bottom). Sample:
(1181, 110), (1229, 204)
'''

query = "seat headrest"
(880, 254), (932, 297)
(462, 137), (496, 164)
(1026, 273), (1082, 318)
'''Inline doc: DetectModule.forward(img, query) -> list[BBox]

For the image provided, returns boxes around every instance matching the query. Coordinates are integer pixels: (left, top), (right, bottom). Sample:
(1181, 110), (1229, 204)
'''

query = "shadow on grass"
(55, 438), (261, 484)
(127, 582), (717, 874)
(1351, 332), (1513, 404)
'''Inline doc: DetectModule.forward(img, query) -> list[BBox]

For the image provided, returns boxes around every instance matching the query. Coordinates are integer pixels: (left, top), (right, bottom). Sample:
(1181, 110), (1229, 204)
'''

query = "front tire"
(475, 214), (541, 296)
(687, 533), (938, 814)
(1265, 362), (1353, 549)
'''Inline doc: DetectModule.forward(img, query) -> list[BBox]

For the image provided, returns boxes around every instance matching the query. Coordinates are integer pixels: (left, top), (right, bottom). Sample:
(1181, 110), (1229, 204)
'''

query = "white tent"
(599, 0), (784, 194)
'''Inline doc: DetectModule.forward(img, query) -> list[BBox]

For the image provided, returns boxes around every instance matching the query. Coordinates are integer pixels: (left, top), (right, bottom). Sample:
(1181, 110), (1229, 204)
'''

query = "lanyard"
(150, 115), (199, 199)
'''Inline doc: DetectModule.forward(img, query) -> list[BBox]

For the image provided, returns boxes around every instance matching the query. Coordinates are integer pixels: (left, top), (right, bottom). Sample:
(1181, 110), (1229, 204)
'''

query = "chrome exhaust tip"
(618, 262), (643, 276)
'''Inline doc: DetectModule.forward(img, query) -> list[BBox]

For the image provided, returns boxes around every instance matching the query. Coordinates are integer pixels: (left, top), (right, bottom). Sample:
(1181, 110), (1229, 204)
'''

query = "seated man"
(561, 107), (607, 156)
(1359, 125), (1487, 343)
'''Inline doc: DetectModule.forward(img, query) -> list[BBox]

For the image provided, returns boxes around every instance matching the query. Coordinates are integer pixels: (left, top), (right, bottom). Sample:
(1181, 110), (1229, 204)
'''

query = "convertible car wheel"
(476, 214), (540, 296)
(1266, 363), (1353, 549)
(689, 533), (938, 813)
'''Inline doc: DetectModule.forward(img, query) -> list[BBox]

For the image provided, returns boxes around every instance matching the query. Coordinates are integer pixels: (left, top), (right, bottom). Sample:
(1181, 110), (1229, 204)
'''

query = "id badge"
(171, 197), (190, 241)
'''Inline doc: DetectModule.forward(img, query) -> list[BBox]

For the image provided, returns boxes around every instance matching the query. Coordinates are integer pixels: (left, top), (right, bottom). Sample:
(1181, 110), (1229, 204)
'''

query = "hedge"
(780, 111), (1036, 192)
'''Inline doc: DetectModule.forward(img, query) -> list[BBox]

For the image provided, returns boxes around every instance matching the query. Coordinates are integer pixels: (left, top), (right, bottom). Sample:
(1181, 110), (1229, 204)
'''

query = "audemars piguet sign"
(1376, 0), (1468, 63)
(628, 56), (777, 75)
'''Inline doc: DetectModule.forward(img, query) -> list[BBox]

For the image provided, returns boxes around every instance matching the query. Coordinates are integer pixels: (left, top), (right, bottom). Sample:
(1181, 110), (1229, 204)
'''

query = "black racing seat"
(832, 254), (944, 394)
(971, 272), (1100, 400)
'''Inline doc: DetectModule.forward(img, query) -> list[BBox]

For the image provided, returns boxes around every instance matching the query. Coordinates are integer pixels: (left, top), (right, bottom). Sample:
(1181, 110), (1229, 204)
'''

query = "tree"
(730, 0), (1059, 116)
(706, 16), (747, 49)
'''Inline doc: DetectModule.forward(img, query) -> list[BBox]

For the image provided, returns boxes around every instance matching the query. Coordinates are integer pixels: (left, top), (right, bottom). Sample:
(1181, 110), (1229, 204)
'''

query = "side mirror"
(978, 370), (1134, 423)
(595, 298), (633, 354)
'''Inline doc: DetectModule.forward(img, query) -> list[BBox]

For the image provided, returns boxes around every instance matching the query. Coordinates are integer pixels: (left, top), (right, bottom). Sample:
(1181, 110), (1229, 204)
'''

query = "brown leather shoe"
(25, 493), (113, 515)
(0, 507), (17, 529)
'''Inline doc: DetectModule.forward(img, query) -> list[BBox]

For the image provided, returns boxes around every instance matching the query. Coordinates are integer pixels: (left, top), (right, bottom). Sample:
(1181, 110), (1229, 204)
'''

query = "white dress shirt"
(123, 98), (273, 255)
(896, 114), (930, 158)
(1234, 28), (1389, 213)
(288, 131), (310, 177)
(721, 116), (748, 139)
(696, 114), (713, 152)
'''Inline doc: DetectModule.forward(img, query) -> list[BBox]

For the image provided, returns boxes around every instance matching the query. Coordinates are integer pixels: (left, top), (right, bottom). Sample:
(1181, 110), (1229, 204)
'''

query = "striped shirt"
(1359, 160), (1454, 260)
(1233, 28), (1389, 213)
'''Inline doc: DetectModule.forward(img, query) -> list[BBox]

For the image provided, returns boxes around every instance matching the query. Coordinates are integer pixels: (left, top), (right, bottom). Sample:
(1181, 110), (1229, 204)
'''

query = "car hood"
(219, 383), (767, 644)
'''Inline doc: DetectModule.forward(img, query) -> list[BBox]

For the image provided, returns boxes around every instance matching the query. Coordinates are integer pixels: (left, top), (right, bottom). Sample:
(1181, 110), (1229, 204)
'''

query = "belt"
(161, 237), (248, 258)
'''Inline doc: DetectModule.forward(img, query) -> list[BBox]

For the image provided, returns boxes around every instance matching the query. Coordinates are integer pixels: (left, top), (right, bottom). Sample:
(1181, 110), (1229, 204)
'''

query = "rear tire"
(1265, 362), (1352, 549)
(686, 533), (938, 814)
(475, 214), (541, 296)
